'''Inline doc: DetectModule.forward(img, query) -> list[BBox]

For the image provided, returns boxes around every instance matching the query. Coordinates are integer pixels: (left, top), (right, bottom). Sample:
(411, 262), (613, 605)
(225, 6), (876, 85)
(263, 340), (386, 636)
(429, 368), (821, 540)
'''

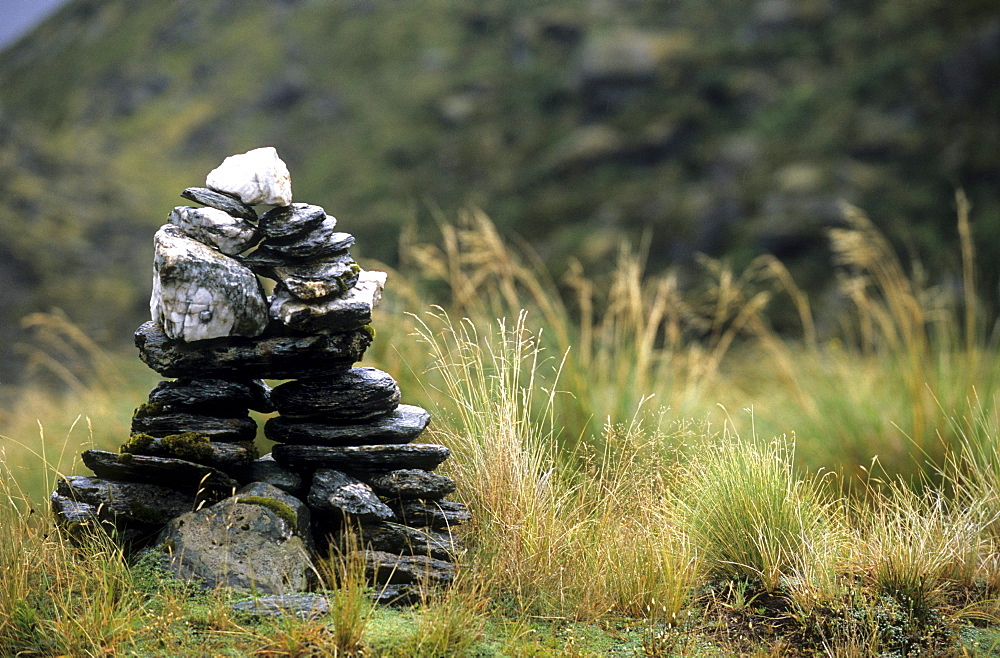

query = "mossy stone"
(235, 496), (298, 529)
(121, 433), (155, 454)
(160, 432), (213, 462)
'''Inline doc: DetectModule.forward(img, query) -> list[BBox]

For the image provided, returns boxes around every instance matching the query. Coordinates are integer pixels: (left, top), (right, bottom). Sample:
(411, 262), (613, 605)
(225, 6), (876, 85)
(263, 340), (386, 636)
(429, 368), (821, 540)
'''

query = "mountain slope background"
(0, 0), (997, 379)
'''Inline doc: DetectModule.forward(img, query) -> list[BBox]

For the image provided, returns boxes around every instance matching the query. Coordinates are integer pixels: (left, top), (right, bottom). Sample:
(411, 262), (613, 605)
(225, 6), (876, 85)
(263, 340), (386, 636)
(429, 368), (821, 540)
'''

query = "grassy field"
(3, 202), (1000, 655)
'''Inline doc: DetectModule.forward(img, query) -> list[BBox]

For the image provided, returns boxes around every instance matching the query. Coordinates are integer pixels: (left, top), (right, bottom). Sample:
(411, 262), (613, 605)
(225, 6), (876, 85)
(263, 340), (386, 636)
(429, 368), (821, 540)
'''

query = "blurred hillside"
(0, 0), (997, 379)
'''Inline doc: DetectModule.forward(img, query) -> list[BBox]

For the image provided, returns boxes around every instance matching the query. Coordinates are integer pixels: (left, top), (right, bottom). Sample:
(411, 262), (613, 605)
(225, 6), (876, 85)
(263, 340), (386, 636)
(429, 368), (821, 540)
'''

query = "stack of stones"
(50, 148), (468, 603)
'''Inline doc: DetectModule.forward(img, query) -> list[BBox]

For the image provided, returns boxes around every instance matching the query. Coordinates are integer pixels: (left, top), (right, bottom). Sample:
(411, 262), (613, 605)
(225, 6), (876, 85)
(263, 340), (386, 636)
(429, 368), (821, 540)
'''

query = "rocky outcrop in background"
(0, 0), (996, 376)
(51, 148), (468, 604)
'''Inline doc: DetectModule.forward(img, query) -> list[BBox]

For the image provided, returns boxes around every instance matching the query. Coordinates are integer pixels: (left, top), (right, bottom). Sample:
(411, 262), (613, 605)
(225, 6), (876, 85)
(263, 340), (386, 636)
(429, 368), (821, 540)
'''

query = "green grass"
(3, 208), (1000, 655)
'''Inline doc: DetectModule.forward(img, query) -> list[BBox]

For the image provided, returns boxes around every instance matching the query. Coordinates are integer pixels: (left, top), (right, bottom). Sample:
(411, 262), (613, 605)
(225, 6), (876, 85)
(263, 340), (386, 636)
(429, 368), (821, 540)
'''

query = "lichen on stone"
(361, 324), (376, 339)
(234, 496), (298, 529)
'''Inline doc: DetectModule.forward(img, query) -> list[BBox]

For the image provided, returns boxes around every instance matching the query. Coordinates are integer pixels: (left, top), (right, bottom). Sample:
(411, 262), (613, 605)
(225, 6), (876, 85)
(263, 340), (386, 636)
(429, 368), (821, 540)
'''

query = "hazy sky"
(0, 0), (67, 51)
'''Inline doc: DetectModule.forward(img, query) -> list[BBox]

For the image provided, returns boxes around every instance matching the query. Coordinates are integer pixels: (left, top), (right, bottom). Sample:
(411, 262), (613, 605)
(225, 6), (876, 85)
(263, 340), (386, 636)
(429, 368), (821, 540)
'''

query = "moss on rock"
(235, 496), (298, 529)
(160, 433), (213, 462)
(121, 433), (155, 454)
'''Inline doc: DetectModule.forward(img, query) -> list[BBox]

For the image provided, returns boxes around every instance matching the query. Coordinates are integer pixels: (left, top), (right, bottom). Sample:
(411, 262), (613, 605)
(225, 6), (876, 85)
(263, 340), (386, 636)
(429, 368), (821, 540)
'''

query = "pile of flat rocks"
(50, 148), (468, 604)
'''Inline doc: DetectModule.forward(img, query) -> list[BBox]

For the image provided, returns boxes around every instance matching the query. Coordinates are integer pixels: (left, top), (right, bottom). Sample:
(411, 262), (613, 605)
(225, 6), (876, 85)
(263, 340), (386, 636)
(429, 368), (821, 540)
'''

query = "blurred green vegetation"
(0, 0), (996, 374)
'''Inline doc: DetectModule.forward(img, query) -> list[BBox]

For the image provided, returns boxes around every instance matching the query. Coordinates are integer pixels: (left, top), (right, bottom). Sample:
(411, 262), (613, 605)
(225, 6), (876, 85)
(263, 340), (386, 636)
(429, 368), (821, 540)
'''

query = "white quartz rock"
(206, 147), (293, 206)
(168, 206), (260, 255)
(271, 270), (387, 333)
(151, 225), (269, 342)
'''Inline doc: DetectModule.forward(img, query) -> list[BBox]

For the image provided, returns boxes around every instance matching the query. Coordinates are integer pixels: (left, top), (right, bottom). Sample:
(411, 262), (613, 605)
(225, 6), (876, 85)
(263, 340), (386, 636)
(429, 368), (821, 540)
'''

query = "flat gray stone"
(121, 434), (255, 470)
(239, 233), (355, 268)
(391, 499), (471, 529)
(270, 270), (386, 333)
(359, 521), (459, 561)
(271, 367), (400, 421)
(148, 378), (274, 414)
(371, 583), (422, 607)
(181, 187), (258, 222)
(168, 206), (260, 255)
(82, 450), (239, 499)
(272, 444), (451, 472)
(364, 550), (455, 586)
(308, 469), (394, 522)
(156, 497), (312, 595)
(51, 475), (194, 544)
(151, 225), (269, 342)
(259, 203), (327, 242)
(264, 404), (430, 446)
(362, 469), (456, 500)
(130, 410), (257, 442)
(261, 216), (344, 259)
(135, 321), (372, 379)
(206, 147), (292, 206)
(241, 453), (304, 495)
(232, 594), (330, 619)
(268, 254), (360, 302)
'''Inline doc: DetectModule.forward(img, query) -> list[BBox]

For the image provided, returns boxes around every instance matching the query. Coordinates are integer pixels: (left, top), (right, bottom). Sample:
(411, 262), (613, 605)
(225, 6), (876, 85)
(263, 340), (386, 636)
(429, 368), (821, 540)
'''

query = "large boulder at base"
(135, 321), (372, 379)
(151, 225), (269, 342)
(235, 481), (312, 546)
(155, 497), (313, 595)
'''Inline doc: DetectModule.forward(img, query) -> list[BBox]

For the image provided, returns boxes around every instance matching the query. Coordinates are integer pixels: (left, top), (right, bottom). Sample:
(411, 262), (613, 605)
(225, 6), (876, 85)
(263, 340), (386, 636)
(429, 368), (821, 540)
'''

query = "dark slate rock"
(359, 521), (460, 561)
(267, 253), (360, 301)
(52, 475), (193, 544)
(121, 434), (255, 470)
(155, 497), (313, 595)
(135, 320), (371, 379)
(149, 378), (274, 414)
(264, 404), (430, 446)
(236, 482), (312, 545)
(181, 186), (258, 222)
(364, 550), (455, 585)
(82, 450), (239, 498)
(240, 453), (304, 495)
(259, 203), (326, 242)
(232, 594), (330, 620)
(271, 367), (400, 421)
(391, 500), (471, 529)
(272, 444), (451, 472)
(362, 469), (456, 500)
(263, 217), (347, 259)
(308, 469), (394, 522)
(371, 583), (422, 607)
(270, 270), (384, 333)
(131, 411), (257, 442)
(241, 232), (355, 268)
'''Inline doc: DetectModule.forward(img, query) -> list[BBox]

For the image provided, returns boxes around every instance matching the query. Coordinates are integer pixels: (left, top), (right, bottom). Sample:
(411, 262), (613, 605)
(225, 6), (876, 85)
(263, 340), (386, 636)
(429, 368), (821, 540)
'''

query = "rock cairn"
(51, 147), (468, 604)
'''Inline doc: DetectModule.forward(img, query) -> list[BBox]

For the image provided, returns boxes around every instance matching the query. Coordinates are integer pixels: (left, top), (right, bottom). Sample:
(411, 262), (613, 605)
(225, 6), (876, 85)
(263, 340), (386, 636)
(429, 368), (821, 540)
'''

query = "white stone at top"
(206, 147), (293, 206)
